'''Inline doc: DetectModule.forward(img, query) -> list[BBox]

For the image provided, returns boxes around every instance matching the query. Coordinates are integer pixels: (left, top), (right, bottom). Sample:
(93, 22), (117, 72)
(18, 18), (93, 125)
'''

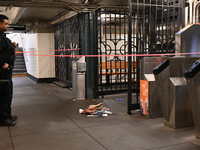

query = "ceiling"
(0, 0), (128, 29)
(0, 0), (188, 27)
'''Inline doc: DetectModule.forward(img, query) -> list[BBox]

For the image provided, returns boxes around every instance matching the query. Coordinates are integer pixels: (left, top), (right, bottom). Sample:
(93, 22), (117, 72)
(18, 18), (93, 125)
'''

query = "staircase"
(13, 48), (27, 77)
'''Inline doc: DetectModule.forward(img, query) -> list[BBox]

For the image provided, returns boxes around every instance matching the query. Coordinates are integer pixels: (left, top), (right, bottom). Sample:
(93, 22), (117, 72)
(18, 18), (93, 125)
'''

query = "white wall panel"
(36, 33), (55, 78)
(8, 32), (55, 79)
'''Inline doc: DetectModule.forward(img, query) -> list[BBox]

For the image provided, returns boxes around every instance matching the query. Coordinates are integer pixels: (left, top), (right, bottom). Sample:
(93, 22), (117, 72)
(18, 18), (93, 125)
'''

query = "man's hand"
(13, 42), (17, 48)
(2, 63), (9, 69)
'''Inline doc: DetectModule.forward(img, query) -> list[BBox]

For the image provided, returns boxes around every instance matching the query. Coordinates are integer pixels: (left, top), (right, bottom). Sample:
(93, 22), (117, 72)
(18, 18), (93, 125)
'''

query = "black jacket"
(0, 31), (15, 67)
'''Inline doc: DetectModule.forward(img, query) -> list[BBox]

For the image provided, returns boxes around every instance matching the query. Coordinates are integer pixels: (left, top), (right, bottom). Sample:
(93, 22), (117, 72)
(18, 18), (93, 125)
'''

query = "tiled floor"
(1, 76), (200, 150)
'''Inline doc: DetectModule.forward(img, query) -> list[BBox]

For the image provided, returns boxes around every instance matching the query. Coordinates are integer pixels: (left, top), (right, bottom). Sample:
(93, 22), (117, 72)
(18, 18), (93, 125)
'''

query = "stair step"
(15, 47), (23, 51)
(14, 69), (26, 71)
(14, 64), (25, 67)
(13, 75), (26, 77)
(15, 55), (23, 57)
(14, 62), (25, 64)
(13, 71), (26, 74)
(14, 49), (27, 75)
(15, 58), (24, 62)
(13, 73), (27, 77)
(15, 55), (24, 57)
(13, 68), (26, 72)
(13, 69), (26, 72)
(14, 65), (26, 68)
(15, 65), (25, 67)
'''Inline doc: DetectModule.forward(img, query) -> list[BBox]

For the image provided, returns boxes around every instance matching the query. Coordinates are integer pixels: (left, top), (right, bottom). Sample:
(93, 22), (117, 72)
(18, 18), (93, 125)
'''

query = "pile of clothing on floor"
(79, 103), (113, 117)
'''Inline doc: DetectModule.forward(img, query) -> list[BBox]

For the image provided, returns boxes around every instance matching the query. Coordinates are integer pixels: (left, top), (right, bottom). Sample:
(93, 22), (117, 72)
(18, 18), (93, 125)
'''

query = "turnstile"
(153, 57), (197, 128)
(185, 60), (200, 138)
(140, 57), (168, 117)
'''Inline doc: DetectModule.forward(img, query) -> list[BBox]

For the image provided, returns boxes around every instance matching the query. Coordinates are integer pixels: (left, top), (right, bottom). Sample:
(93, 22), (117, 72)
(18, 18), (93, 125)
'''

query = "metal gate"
(97, 9), (133, 96)
(97, 0), (184, 97)
(54, 15), (80, 86)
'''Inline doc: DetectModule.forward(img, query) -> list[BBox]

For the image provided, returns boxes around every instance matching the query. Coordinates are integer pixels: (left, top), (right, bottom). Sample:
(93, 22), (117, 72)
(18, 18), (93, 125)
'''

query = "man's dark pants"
(0, 69), (13, 122)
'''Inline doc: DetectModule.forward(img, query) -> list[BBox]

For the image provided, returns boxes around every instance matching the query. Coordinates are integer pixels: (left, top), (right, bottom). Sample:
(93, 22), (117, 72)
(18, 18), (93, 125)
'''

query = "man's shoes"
(10, 115), (17, 121)
(0, 119), (16, 126)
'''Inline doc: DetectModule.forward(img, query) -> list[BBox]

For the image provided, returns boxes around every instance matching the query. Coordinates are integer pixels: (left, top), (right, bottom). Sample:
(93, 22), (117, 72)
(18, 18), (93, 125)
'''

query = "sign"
(140, 80), (149, 115)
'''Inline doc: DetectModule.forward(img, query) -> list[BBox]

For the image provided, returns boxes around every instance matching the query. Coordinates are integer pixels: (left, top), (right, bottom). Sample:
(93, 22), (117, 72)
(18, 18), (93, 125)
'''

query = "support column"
(80, 12), (97, 99)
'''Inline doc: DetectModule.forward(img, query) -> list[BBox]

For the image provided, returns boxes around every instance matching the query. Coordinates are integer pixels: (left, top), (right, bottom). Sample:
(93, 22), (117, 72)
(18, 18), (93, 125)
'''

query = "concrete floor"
(1, 76), (200, 150)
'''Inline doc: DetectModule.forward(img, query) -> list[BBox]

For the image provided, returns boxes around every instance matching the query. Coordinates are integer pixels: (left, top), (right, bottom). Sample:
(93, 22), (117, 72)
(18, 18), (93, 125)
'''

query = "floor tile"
(0, 137), (13, 150)
(12, 129), (106, 150)
(0, 127), (10, 138)
(82, 120), (198, 150)
(151, 142), (200, 150)
(10, 110), (78, 136)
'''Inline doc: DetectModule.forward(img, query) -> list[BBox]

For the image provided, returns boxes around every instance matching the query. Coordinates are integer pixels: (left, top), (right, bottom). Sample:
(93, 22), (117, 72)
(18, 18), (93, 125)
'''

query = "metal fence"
(97, 0), (184, 99)
(54, 15), (80, 86)
(53, 0), (184, 101)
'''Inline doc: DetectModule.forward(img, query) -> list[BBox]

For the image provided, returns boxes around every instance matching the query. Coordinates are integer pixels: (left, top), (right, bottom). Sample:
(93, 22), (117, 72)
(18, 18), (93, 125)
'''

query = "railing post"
(127, 0), (133, 115)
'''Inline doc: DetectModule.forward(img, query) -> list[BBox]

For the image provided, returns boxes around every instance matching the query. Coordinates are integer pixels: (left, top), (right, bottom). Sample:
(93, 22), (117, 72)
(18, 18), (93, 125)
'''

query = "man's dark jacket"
(0, 31), (15, 79)
(0, 31), (15, 68)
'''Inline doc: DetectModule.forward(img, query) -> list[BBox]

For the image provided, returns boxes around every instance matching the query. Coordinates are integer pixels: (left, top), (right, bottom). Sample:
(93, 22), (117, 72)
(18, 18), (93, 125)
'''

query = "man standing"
(0, 14), (17, 126)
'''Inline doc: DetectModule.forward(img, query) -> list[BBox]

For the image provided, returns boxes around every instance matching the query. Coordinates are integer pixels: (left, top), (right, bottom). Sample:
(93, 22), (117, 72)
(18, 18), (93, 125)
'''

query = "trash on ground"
(87, 114), (108, 117)
(117, 99), (123, 101)
(79, 103), (113, 117)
